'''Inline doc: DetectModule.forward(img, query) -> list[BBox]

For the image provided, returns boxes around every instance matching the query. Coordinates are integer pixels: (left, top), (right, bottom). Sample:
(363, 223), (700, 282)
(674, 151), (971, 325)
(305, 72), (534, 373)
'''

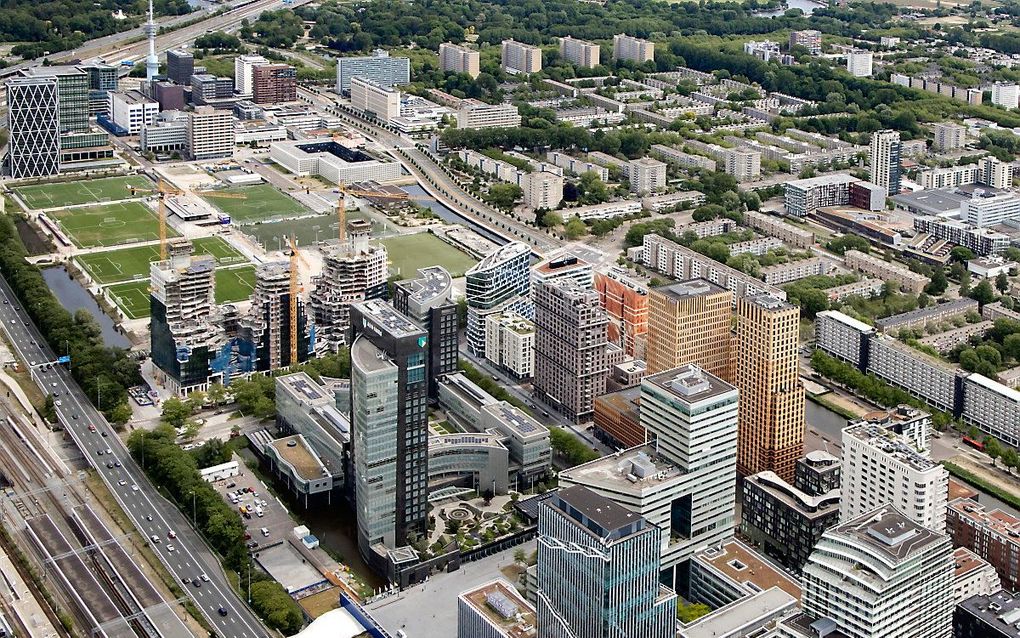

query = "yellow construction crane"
(287, 237), (310, 367)
(334, 185), (432, 242)
(130, 179), (182, 260)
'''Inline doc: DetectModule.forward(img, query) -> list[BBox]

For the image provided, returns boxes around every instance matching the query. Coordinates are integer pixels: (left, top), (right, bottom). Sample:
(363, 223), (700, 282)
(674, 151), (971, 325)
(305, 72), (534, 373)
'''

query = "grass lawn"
(238, 209), (380, 249)
(107, 264), (257, 319)
(201, 184), (311, 223)
(50, 201), (179, 248)
(14, 175), (153, 209)
(381, 233), (478, 278)
(77, 237), (247, 284)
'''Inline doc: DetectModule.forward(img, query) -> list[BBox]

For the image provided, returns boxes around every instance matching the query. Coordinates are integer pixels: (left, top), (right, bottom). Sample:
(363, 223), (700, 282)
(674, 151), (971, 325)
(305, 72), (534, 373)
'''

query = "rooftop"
(644, 365), (736, 405)
(817, 309), (875, 334)
(949, 497), (1020, 539)
(856, 404), (930, 428)
(892, 188), (969, 215)
(679, 587), (798, 638)
(833, 507), (945, 562)
(875, 297), (978, 330)
(533, 254), (591, 276)
(481, 402), (548, 440)
(948, 478), (979, 502)
(842, 423), (941, 473)
(351, 336), (396, 374)
(467, 241), (530, 275)
(555, 484), (641, 534)
(277, 372), (330, 405)
(745, 470), (840, 517)
(954, 546), (993, 580)
(594, 385), (641, 419)
(458, 579), (537, 638)
(744, 294), (795, 312)
(654, 278), (727, 300)
(395, 266), (452, 305)
(270, 435), (329, 482)
(779, 613), (851, 638)
(788, 172), (856, 188)
(695, 539), (803, 601)
(354, 298), (424, 339)
(559, 444), (685, 491)
(958, 590), (1020, 636)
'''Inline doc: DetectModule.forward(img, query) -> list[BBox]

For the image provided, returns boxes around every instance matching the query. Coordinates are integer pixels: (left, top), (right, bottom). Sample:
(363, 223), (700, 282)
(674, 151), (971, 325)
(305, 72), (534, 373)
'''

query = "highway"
(0, 275), (268, 638)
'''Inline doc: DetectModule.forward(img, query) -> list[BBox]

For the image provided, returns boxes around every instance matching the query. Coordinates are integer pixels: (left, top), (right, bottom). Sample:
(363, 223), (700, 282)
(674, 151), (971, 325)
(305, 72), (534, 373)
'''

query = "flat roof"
(953, 546), (993, 580)
(482, 402), (547, 439)
(875, 297), (978, 329)
(680, 587), (797, 638)
(788, 173), (856, 188)
(559, 444), (685, 491)
(277, 371), (329, 404)
(948, 478), (979, 502)
(351, 336), (396, 374)
(695, 540), (803, 601)
(654, 278), (727, 300)
(834, 507), (945, 562)
(892, 189), (968, 214)
(555, 484), (641, 533)
(818, 309), (875, 334)
(458, 579), (537, 638)
(595, 385), (642, 418)
(354, 298), (423, 339)
(950, 497), (1020, 538)
(270, 435), (328, 482)
(644, 365), (735, 405)
(842, 423), (941, 473)
(395, 266), (452, 304)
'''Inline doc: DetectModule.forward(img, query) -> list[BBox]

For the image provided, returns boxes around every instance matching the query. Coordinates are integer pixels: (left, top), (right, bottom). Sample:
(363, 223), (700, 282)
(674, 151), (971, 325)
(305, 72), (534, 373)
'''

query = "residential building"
(961, 190), (1020, 228)
(913, 216), (1010, 256)
(336, 50), (410, 94)
(789, 30), (822, 55)
(650, 144), (717, 171)
(501, 39), (542, 75)
(869, 130), (902, 196)
(734, 295), (804, 482)
(350, 76), (400, 123)
(627, 157), (667, 194)
(741, 451), (841, 573)
(521, 172), (564, 210)
(533, 279), (608, 422)
(536, 486), (677, 638)
(645, 280), (733, 381)
(784, 174), (854, 217)
(612, 34), (655, 63)
(990, 82), (1020, 110)
(559, 200), (641, 221)
(594, 268), (648, 358)
(455, 100), (521, 129)
(724, 149), (761, 181)
(948, 498), (1020, 595)
(457, 579), (537, 638)
(166, 49), (194, 85)
(760, 257), (833, 286)
(234, 54), (268, 95)
(5, 76), (60, 178)
(392, 265), (458, 398)
(349, 300), (429, 574)
(241, 262), (312, 371)
(439, 42), (480, 78)
(919, 164), (979, 189)
(816, 310), (875, 369)
(843, 249), (928, 293)
(641, 190), (706, 213)
(186, 107), (233, 160)
(559, 36), (600, 69)
(108, 90), (158, 135)
(846, 50), (874, 77)
(801, 507), (953, 638)
(532, 251), (593, 291)
(853, 404), (932, 453)
(959, 374), (1020, 448)
(545, 151), (608, 180)
(840, 422), (948, 532)
(252, 64), (296, 104)
(980, 156), (1014, 189)
(689, 539), (803, 609)
(933, 122), (966, 151)
(484, 311), (534, 380)
(953, 547), (1001, 603)
(955, 591), (1020, 638)
(744, 211), (815, 248)
(465, 242), (532, 356)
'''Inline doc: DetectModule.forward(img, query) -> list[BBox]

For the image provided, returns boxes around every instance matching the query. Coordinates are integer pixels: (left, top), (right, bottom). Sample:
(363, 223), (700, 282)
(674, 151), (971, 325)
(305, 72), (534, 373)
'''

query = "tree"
(513, 548), (527, 564)
(996, 272), (1010, 294)
(951, 246), (977, 262)
(678, 601), (712, 623)
(564, 217), (587, 240)
(161, 397), (192, 428)
(926, 267), (948, 296)
(969, 279), (997, 306)
(825, 235), (870, 255)
(485, 184), (522, 211)
(540, 212), (562, 228)
(577, 171), (609, 205)
(207, 383), (226, 407)
(109, 403), (132, 425)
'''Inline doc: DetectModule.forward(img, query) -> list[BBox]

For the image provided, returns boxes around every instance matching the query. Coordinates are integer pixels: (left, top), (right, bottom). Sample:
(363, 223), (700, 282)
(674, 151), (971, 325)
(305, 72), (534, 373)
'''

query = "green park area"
(14, 175), (154, 209)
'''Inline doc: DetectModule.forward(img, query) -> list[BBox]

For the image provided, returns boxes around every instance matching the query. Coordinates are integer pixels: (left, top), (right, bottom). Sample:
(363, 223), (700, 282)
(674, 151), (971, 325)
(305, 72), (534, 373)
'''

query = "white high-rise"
(991, 82), (1020, 110)
(559, 36), (600, 68)
(847, 50), (874, 77)
(465, 242), (532, 355)
(234, 54), (268, 95)
(869, 129), (901, 196)
(840, 422), (948, 532)
(501, 40), (542, 75)
(612, 34), (654, 63)
(801, 507), (953, 638)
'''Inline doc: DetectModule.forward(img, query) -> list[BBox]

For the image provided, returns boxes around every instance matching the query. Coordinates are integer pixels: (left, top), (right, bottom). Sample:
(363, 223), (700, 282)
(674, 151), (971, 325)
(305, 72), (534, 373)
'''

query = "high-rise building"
(109, 90), (158, 135)
(846, 49), (874, 77)
(458, 579), (537, 638)
(350, 76), (400, 123)
(980, 156), (1014, 189)
(724, 149), (761, 181)
(234, 54), (269, 95)
(789, 30), (822, 54)
(336, 49), (410, 94)
(501, 39), (542, 75)
(186, 106), (233, 160)
(559, 36), (600, 68)
(627, 157), (667, 194)
(252, 64), (296, 104)
(144, 0), (159, 81)
(536, 485), (677, 638)
(801, 507), (953, 638)
(5, 77), (60, 178)
(869, 129), (901, 196)
(439, 42), (481, 79)
(240, 262), (312, 371)
(23, 66), (89, 134)
(392, 266), (458, 398)
(166, 49), (195, 85)
(594, 269), (648, 358)
(456, 100), (522, 129)
(612, 34), (655, 63)
(465, 242), (532, 355)
(990, 82), (1020, 110)
(190, 73), (234, 105)
(646, 280), (733, 381)
(933, 122), (966, 151)
(483, 311), (534, 380)
(531, 251), (593, 291)
(734, 295), (804, 482)
(83, 64), (118, 116)
(310, 222), (388, 351)
(533, 279), (608, 423)
(349, 299), (429, 569)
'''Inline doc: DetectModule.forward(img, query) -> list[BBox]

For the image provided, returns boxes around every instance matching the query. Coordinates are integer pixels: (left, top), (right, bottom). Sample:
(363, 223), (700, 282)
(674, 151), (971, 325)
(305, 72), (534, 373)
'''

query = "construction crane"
(287, 237), (310, 367)
(334, 185), (432, 242)
(130, 179), (182, 260)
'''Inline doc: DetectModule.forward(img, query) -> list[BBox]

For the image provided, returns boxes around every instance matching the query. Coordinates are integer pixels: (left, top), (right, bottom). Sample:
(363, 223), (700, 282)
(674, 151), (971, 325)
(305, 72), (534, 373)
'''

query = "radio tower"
(144, 0), (159, 81)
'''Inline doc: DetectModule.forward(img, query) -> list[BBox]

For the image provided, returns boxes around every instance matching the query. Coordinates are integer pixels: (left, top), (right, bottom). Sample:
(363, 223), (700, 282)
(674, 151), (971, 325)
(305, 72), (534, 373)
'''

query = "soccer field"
(50, 201), (179, 248)
(14, 175), (154, 210)
(381, 233), (478, 278)
(201, 184), (311, 223)
(77, 237), (248, 284)
(106, 281), (152, 320)
(107, 264), (257, 319)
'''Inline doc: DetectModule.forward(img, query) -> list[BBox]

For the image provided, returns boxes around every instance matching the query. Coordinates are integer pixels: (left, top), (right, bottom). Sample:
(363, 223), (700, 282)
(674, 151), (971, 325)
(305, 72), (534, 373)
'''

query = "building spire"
(145, 0), (159, 81)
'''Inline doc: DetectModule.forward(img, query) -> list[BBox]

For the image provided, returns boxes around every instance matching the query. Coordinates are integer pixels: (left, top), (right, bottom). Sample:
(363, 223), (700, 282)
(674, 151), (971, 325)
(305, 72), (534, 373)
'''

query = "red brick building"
(252, 64), (296, 104)
(947, 497), (1020, 593)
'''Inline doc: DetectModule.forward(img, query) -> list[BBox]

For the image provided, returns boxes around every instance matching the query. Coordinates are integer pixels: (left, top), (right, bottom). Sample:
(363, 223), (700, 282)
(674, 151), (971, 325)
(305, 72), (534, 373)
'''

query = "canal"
(42, 266), (130, 349)
(401, 184), (509, 247)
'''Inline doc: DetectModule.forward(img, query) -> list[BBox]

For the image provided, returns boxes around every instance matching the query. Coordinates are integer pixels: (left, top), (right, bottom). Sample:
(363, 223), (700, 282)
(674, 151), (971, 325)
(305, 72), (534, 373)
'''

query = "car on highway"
(101, 431), (108, 437)
(193, 580), (201, 588)
(168, 530), (176, 539)
(200, 574), (210, 582)
(97, 449), (104, 456)
(167, 544), (176, 553)
(105, 447), (112, 454)
(131, 484), (139, 492)
(218, 607), (228, 617)
(150, 535), (161, 544)
(88, 424), (96, 432)
(182, 576), (191, 584)
(118, 480), (126, 486)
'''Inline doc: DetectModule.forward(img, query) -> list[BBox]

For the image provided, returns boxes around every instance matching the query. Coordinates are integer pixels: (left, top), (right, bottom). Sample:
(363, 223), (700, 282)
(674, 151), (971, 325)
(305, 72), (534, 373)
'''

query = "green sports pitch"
(381, 233), (478, 278)
(107, 265), (256, 320)
(200, 184), (312, 223)
(77, 237), (248, 284)
(49, 201), (179, 248)
(13, 175), (154, 209)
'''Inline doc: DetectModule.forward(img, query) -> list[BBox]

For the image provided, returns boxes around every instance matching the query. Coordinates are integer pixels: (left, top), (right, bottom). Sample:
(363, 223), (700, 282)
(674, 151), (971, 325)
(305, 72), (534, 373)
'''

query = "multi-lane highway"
(0, 275), (268, 638)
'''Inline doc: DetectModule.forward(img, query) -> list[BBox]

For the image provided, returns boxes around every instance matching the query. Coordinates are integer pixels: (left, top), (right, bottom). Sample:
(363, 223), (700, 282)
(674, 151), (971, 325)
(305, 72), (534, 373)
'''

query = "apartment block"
(933, 122), (967, 151)
(955, 591), (1020, 638)
(843, 249), (928, 293)
(645, 280), (733, 381)
(920, 164), (979, 189)
(612, 34), (655, 63)
(593, 385), (643, 449)
(594, 268), (648, 358)
(789, 30), (822, 55)
(744, 211), (815, 248)
(501, 39), (542, 75)
(870, 129), (902, 196)
(913, 216), (1010, 256)
(627, 157), (667, 194)
(336, 49), (410, 94)
(545, 151), (609, 180)
(649, 144), (717, 172)
(465, 242), (532, 356)
(440, 42), (480, 78)
(559, 36), (600, 69)
(725, 149), (761, 181)
(483, 311), (534, 380)
(960, 374), (1020, 447)
(760, 256), (833, 286)
(962, 190), (1020, 228)
(875, 297), (979, 333)
(953, 547), (1002, 603)
(846, 49), (874, 77)
(784, 173), (854, 217)
(456, 100), (521, 129)
(186, 106), (233, 160)
(990, 82), (1020, 110)
(350, 76), (400, 123)
(948, 498), (1020, 593)
(981, 156), (1014, 189)
(816, 310), (875, 368)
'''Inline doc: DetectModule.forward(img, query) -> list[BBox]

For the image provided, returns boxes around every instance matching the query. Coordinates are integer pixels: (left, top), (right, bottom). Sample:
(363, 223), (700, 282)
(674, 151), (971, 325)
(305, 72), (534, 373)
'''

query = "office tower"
(801, 507), (953, 638)
(846, 49), (874, 77)
(594, 269), (647, 358)
(240, 262), (311, 371)
(465, 242), (531, 355)
(501, 39), (542, 75)
(144, 0), (159, 81)
(933, 122), (966, 151)
(645, 280), (732, 380)
(186, 106), (233, 160)
(980, 156), (1014, 189)
(108, 91), (159, 135)
(5, 77), (60, 178)
(789, 30), (821, 54)
(350, 76), (400, 122)
(392, 266), (458, 398)
(335, 49), (410, 94)
(741, 451), (841, 573)
(990, 82), (1020, 110)
(349, 299), (429, 566)
(612, 34), (654, 63)
(234, 54), (268, 95)
(152, 81), (185, 111)
(23, 66), (89, 134)
(166, 49), (195, 84)
(734, 295), (804, 482)
(440, 42), (481, 79)
(83, 64), (118, 116)
(536, 485), (677, 638)
(559, 36), (600, 68)
(252, 64), (296, 104)
(532, 279), (608, 423)
(484, 312), (534, 380)
(310, 222), (388, 351)
(869, 129), (901, 196)
(458, 579), (537, 638)
(190, 73), (234, 104)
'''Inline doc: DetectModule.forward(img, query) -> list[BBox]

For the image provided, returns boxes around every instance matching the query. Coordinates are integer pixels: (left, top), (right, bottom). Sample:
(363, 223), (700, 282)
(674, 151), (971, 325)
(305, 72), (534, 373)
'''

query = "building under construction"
(240, 261), (314, 371)
(310, 220), (388, 351)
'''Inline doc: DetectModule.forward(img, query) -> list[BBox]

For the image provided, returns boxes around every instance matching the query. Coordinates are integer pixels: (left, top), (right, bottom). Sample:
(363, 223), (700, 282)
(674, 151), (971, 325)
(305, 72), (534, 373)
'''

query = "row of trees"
(0, 215), (139, 423)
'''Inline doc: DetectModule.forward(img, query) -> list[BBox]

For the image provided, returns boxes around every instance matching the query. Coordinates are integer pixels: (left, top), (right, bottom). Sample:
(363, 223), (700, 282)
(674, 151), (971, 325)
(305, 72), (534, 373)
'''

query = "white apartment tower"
(559, 36), (600, 68)
(991, 82), (1020, 110)
(501, 40), (542, 75)
(840, 422), (949, 532)
(350, 76), (400, 123)
(981, 156), (1014, 189)
(439, 42), (480, 79)
(725, 149), (762, 182)
(933, 122), (966, 151)
(846, 50), (874, 77)
(612, 34), (655, 63)
(465, 242), (532, 355)
(869, 129), (901, 196)
(234, 54), (269, 95)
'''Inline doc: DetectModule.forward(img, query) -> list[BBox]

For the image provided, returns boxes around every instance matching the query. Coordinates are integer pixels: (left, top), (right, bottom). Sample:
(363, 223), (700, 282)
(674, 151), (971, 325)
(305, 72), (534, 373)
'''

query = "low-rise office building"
(954, 591), (1020, 638)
